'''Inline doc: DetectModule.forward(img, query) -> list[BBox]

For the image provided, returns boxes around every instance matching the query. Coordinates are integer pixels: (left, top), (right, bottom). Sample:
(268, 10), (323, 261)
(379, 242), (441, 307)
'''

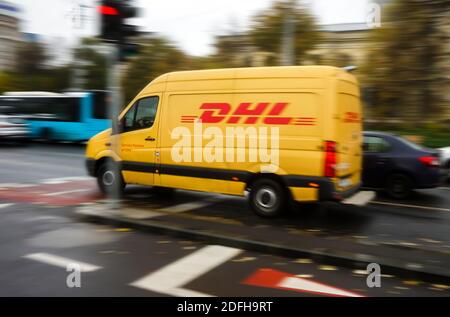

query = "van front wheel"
(97, 162), (125, 197)
(248, 179), (286, 218)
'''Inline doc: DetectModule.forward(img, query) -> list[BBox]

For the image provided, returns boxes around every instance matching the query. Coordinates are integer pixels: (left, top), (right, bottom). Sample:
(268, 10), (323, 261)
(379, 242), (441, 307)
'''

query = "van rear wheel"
(248, 179), (286, 218)
(97, 162), (125, 197)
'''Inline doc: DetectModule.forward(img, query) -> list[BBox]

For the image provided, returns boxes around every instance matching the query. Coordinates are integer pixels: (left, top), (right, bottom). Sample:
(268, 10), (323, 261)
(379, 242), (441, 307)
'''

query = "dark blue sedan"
(362, 131), (443, 199)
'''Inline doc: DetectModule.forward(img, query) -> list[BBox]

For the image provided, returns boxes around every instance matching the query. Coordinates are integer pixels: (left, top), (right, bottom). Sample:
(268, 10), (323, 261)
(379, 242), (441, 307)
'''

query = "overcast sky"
(10, 0), (371, 57)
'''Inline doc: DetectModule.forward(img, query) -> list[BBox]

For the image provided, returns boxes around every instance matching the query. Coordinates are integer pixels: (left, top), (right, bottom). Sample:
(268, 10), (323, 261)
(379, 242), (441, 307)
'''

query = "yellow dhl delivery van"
(85, 66), (374, 218)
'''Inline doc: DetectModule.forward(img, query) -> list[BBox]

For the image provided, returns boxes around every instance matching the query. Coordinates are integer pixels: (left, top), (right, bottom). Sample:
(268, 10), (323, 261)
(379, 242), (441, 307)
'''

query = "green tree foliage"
(0, 42), (71, 93)
(72, 38), (108, 90)
(213, 34), (255, 68)
(362, 0), (450, 122)
(15, 42), (47, 75)
(248, 0), (321, 65)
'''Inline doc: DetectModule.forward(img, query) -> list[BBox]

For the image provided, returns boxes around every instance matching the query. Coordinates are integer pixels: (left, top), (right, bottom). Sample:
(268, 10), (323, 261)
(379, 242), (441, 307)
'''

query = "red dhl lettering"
(180, 102), (316, 126)
(343, 112), (360, 123)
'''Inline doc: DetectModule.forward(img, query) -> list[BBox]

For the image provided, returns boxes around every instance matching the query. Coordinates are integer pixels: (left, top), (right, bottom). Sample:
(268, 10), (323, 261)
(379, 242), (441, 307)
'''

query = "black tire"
(41, 128), (52, 142)
(445, 160), (450, 183)
(96, 161), (125, 197)
(386, 173), (413, 199)
(248, 178), (287, 218)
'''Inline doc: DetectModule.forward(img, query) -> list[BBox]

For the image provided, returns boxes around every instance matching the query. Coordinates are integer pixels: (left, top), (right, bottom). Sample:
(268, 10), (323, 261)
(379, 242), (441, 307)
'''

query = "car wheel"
(248, 179), (287, 218)
(386, 173), (413, 199)
(97, 161), (125, 197)
(445, 160), (450, 183)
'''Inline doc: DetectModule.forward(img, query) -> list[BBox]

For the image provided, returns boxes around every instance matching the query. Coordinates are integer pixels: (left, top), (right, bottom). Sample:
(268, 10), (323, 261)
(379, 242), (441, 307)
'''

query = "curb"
(74, 205), (450, 285)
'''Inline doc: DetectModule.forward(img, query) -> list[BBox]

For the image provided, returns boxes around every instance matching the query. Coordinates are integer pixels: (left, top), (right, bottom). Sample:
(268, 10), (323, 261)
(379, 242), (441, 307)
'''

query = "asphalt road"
(0, 143), (449, 297)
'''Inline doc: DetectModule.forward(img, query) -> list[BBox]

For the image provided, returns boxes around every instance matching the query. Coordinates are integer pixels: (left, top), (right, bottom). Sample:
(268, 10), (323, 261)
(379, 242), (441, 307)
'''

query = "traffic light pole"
(105, 43), (123, 211)
(98, 0), (140, 211)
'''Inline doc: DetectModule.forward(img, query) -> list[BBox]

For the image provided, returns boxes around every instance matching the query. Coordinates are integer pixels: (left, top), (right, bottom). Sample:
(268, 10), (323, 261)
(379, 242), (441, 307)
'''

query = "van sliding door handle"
(145, 137), (156, 142)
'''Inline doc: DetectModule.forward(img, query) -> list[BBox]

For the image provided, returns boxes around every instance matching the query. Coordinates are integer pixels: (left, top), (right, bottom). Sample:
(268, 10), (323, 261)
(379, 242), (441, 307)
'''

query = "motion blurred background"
(0, 0), (449, 147)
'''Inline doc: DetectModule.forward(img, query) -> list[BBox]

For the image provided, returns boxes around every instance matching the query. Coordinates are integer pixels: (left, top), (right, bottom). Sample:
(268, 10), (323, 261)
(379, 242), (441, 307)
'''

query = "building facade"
(0, 1), (21, 71)
(308, 23), (372, 68)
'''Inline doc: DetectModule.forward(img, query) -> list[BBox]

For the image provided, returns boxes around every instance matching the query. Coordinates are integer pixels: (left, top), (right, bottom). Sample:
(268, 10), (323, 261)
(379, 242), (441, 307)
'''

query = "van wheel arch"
(95, 157), (120, 177)
(95, 157), (111, 176)
(245, 173), (288, 192)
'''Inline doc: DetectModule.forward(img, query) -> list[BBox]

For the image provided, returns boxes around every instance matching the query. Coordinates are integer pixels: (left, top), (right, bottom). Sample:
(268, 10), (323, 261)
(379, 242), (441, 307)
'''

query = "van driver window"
(123, 103), (137, 132)
(135, 97), (159, 129)
(122, 96), (159, 133)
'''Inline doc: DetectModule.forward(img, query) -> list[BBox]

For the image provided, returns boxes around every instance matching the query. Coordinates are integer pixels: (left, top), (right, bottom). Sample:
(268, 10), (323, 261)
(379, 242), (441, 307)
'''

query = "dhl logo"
(343, 112), (360, 123)
(181, 102), (316, 126)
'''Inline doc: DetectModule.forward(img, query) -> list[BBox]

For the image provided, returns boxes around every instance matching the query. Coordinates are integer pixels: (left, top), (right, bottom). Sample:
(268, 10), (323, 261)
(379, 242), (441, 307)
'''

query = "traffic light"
(99, 0), (121, 42)
(98, 0), (140, 59)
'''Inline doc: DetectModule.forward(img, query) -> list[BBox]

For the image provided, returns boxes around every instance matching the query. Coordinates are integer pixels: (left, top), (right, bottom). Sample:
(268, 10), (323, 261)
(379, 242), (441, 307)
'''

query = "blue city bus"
(0, 91), (111, 142)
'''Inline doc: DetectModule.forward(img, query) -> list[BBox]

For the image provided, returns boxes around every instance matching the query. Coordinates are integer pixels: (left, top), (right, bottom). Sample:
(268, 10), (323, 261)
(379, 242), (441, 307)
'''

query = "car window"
(122, 96), (159, 133)
(363, 136), (391, 153)
(397, 137), (425, 151)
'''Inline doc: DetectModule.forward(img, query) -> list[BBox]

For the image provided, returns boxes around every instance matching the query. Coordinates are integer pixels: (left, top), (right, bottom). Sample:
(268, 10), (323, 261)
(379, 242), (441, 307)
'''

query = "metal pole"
(281, 0), (296, 66)
(105, 43), (123, 211)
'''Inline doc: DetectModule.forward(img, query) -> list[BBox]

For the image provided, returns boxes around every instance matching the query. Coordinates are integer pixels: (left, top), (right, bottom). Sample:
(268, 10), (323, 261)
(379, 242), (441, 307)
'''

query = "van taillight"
(324, 141), (337, 177)
(419, 156), (439, 167)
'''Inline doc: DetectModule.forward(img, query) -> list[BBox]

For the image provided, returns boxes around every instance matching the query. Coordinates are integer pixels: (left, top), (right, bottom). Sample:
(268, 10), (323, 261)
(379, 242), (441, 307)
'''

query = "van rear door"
(335, 92), (362, 192)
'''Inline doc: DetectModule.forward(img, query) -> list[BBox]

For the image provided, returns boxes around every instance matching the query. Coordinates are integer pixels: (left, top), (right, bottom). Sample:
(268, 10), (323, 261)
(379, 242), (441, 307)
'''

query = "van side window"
(122, 96), (159, 133)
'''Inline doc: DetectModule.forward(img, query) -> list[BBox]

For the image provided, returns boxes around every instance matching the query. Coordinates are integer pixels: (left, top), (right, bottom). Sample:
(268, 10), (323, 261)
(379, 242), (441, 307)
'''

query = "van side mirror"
(112, 119), (123, 135)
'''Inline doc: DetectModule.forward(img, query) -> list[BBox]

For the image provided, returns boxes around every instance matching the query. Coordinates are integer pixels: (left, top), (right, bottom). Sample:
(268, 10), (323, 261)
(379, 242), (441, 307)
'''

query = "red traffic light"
(98, 5), (119, 15)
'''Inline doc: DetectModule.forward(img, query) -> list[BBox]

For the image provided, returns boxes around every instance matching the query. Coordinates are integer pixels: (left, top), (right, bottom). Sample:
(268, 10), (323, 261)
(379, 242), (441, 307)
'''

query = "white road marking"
(23, 253), (102, 272)
(43, 189), (90, 197)
(342, 191), (376, 206)
(279, 276), (363, 297)
(438, 187), (450, 190)
(0, 177), (91, 189)
(0, 203), (13, 209)
(371, 200), (450, 212)
(0, 183), (34, 189)
(76, 196), (223, 220)
(41, 176), (92, 185)
(158, 198), (223, 214)
(130, 245), (242, 296)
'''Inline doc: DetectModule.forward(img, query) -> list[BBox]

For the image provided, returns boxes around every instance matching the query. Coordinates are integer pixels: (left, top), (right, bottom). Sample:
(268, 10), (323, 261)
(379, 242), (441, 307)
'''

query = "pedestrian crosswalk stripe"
(130, 245), (242, 296)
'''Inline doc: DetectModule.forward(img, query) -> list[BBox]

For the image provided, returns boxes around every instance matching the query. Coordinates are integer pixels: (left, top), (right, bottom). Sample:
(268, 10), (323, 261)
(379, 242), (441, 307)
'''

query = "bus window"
(8, 97), (82, 122)
(92, 91), (109, 120)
